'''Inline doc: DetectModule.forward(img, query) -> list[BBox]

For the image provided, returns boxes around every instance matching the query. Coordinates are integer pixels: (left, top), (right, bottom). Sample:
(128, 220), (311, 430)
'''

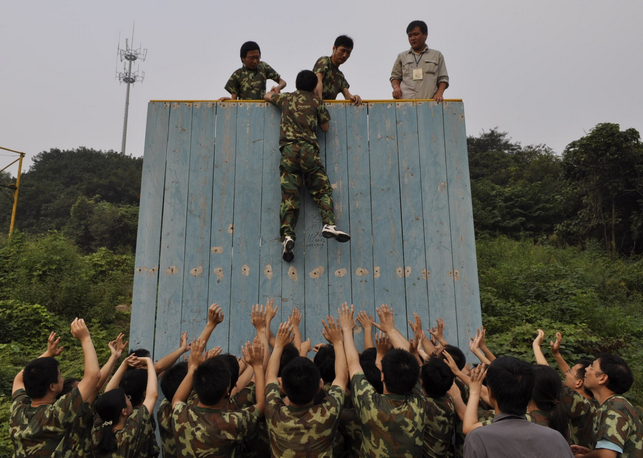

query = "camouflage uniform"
(62, 401), (94, 456)
(592, 395), (643, 457)
(559, 386), (596, 448)
(224, 62), (281, 100)
(10, 387), (84, 458)
(265, 381), (345, 458)
(338, 406), (362, 458)
(268, 90), (335, 241)
(135, 405), (160, 457)
(453, 379), (469, 458)
(228, 382), (256, 409)
(313, 56), (350, 100)
(90, 405), (153, 458)
(525, 409), (552, 428)
(351, 372), (426, 458)
(159, 392), (199, 458)
(171, 401), (260, 458)
(422, 396), (456, 458)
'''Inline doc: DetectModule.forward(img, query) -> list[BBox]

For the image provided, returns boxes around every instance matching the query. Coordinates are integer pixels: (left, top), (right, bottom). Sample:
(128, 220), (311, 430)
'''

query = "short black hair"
(360, 348), (383, 394)
(160, 362), (188, 402)
(193, 358), (231, 406)
(60, 378), (79, 397)
(442, 345), (466, 370)
(381, 348), (420, 395)
(278, 343), (299, 377)
(280, 357), (321, 405)
(486, 356), (534, 416)
(314, 344), (336, 383)
(598, 353), (634, 395)
(240, 41), (260, 59)
(532, 365), (569, 441)
(334, 35), (354, 49)
(218, 354), (240, 392)
(23, 357), (60, 399)
(120, 369), (147, 407)
(406, 20), (428, 35)
(296, 70), (318, 92)
(421, 357), (454, 398)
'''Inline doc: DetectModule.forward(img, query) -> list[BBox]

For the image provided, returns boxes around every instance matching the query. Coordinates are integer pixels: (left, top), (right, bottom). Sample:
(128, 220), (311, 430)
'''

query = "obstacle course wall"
(130, 100), (481, 359)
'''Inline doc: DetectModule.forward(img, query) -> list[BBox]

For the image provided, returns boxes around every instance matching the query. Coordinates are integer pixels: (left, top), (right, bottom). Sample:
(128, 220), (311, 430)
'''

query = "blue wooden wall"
(130, 100), (482, 358)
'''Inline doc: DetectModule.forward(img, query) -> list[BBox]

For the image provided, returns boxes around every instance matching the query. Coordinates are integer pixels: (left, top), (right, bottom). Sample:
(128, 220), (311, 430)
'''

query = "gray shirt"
(390, 46), (449, 100)
(463, 412), (574, 458)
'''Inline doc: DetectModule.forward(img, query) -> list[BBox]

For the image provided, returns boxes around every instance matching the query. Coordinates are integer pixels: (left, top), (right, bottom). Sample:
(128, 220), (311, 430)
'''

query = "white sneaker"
(322, 224), (351, 243)
(282, 236), (295, 262)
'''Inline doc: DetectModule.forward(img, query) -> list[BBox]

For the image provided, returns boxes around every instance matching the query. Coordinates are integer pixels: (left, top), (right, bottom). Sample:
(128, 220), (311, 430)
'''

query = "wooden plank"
(395, 102), (428, 338)
(303, 123), (329, 343)
(443, 101), (482, 351)
(326, 104), (352, 320)
(154, 102), (192, 361)
(131, 102), (170, 353)
(181, 102), (216, 345)
(417, 102), (458, 344)
(208, 102), (238, 351)
(259, 103), (283, 335)
(367, 102), (407, 333)
(346, 103), (374, 350)
(228, 103), (264, 354)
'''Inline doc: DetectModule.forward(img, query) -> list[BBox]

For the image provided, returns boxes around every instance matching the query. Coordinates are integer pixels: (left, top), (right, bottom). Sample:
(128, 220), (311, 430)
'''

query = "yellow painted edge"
(150, 99), (463, 103)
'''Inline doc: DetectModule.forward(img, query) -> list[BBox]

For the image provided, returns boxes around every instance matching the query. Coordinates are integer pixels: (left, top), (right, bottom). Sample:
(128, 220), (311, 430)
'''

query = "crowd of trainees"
(218, 20), (449, 105)
(9, 302), (643, 458)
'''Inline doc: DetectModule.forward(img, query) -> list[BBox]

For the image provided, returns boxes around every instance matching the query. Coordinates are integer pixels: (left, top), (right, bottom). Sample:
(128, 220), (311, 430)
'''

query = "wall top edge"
(148, 99), (464, 103)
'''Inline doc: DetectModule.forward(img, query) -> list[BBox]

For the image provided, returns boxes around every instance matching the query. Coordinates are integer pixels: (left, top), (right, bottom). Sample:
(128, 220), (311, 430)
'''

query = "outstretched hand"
(322, 316), (343, 345)
(44, 331), (64, 357)
(373, 305), (395, 333)
(338, 302), (355, 331)
(274, 322), (294, 349)
(550, 332), (563, 355)
(188, 338), (206, 370)
(208, 303), (224, 327)
(70, 318), (91, 342)
(251, 304), (267, 333)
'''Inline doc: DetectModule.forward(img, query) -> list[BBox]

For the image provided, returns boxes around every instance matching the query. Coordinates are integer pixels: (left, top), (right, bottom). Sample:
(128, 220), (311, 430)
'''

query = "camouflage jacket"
(593, 395), (643, 458)
(171, 401), (260, 458)
(62, 400), (94, 457)
(422, 395), (456, 458)
(159, 392), (199, 458)
(313, 56), (349, 100)
(224, 62), (280, 100)
(90, 405), (152, 458)
(227, 382), (257, 409)
(560, 385), (596, 448)
(265, 381), (345, 458)
(269, 90), (331, 149)
(10, 387), (84, 458)
(351, 372), (426, 458)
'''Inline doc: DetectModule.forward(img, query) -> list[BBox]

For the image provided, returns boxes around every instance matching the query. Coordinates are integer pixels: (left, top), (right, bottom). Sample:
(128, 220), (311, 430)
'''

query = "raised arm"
(477, 326), (496, 362)
(341, 88), (362, 106)
(408, 313), (437, 356)
(154, 331), (191, 375)
(242, 339), (265, 414)
(463, 364), (488, 434)
(265, 298), (278, 348)
(338, 302), (361, 378)
(289, 307), (303, 351)
(251, 303), (271, 368)
(357, 311), (375, 350)
(140, 357), (158, 413)
(428, 318), (449, 347)
(373, 305), (408, 350)
(447, 381), (467, 421)
(322, 315), (347, 391)
(197, 303), (224, 347)
(375, 332), (391, 370)
(532, 329), (549, 366)
(70, 318), (101, 402)
(550, 332), (571, 375)
(270, 78), (287, 94)
(14, 331), (66, 393)
(469, 329), (492, 366)
(93, 333), (128, 401)
(266, 322), (294, 385)
(172, 339), (205, 408)
(105, 354), (139, 392)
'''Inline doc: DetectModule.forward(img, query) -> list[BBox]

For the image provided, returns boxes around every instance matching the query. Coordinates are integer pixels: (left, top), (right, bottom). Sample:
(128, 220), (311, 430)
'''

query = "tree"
(467, 129), (571, 239)
(561, 123), (643, 255)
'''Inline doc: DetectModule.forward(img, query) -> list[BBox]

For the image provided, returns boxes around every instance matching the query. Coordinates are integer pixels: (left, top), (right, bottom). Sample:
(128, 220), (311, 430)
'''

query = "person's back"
(272, 89), (326, 149)
(463, 357), (573, 458)
(351, 348), (425, 458)
(421, 357), (456, 458)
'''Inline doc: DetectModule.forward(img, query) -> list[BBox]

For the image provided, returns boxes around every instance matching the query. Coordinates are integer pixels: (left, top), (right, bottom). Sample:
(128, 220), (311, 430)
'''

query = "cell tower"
(117, 27), (147, 155)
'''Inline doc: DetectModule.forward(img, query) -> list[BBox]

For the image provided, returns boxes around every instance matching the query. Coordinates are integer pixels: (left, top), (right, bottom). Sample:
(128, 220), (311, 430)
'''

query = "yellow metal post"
(0, 146), (26, 238)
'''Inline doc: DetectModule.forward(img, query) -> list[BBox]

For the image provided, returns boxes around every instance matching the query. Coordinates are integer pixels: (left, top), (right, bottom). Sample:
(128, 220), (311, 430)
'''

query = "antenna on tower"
(117, 24), (147, 155)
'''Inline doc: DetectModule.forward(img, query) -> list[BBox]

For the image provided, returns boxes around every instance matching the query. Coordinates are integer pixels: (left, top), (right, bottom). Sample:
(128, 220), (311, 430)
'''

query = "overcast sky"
(1, 0), (641, 174)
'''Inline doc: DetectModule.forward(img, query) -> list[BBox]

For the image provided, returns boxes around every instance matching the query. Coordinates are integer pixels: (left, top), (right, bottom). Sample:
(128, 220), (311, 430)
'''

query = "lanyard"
(413, 50), (426, 67)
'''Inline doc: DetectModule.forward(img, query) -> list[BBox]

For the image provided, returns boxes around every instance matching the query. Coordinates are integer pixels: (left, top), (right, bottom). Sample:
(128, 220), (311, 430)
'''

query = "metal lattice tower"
(117, 28), (147, 154)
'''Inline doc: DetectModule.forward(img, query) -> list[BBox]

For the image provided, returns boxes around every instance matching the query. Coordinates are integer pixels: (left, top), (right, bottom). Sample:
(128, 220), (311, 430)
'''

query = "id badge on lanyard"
(413, 68), (423, 81)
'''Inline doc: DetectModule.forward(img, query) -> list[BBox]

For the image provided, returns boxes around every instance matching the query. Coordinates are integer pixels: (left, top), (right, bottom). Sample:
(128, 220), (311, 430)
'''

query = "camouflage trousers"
(280, 142), (335, 240)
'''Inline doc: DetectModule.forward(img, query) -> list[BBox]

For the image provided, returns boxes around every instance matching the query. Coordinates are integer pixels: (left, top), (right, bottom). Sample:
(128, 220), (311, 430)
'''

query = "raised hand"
(208, 303), (224, 326)
(289, 307), (302, 328)
(242, 339), (264, 368)
(550, 332), (563, 355)
(357, 311), (374, 330)
(469, 364), (487, 395)
(44, 331), (64, 357)
(205, 346), (222, 360)
(338, 302), (355, 331)
(188, 338), (206, 370)
(274, 322), (294, 349)
(428, 317), (446, 345)
(70, 318), (91, 342)
(300, 338), (312, 355)
(375, 332), (391, 356)
(322, 315), (343, 345)
(251, 304), (267, 333)
(265, 298), (278, 324)
(373, 305), (395, 333)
